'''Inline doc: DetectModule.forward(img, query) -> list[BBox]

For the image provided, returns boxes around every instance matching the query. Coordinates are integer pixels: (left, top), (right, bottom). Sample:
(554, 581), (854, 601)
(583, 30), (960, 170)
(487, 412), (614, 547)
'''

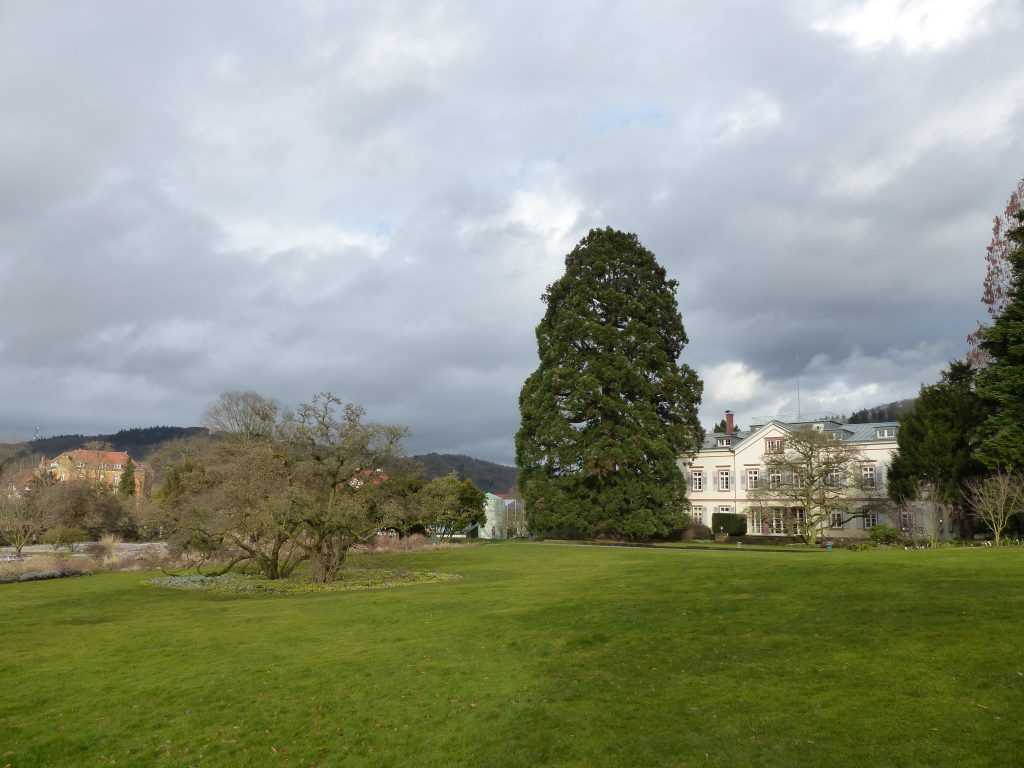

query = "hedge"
(711, 512), (747, 537)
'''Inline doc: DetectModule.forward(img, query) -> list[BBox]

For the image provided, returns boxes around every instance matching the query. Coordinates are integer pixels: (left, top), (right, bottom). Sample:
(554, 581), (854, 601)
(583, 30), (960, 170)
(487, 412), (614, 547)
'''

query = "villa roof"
(60, 449), (131, 466)
(698, 420), (899, 452)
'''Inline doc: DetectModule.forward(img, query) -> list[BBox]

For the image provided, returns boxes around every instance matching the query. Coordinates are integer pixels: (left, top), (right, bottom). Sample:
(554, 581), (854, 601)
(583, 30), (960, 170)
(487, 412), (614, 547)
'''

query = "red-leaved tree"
(969, 177), (1024, 366)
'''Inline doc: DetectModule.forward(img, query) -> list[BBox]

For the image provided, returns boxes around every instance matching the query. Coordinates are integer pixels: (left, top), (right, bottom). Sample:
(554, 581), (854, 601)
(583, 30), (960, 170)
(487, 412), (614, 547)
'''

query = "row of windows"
(690, 465), (881, 492)
(692, 505), (880, 530)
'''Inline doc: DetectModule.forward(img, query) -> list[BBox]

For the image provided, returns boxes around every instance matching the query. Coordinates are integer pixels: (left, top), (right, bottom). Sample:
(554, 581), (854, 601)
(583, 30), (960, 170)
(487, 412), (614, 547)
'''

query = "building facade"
(40, 449), (146, 496)
(680, 411), (902, 540)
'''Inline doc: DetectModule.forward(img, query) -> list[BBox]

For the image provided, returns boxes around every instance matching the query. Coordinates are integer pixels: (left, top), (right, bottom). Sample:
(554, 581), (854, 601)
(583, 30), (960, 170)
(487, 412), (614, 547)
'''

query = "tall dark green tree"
(888, 361), (988, 534)
(119, 458), (136, 497)
(975, 210), (1024, 470)
(516, 228), (703, 539)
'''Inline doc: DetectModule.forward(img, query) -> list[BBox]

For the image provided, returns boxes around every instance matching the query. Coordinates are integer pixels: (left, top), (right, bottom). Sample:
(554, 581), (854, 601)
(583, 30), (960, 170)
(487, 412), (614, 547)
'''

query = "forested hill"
(846, 398), (916, 423)
(1, 426), (207, 467)
(411, 453), (518, 493)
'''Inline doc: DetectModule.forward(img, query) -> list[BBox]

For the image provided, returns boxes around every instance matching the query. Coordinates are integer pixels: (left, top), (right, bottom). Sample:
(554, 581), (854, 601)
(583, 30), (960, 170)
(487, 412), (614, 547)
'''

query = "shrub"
(84, 533), (123, 567)
(41, 526), (88, 552)
(870, 525), (901, 545)
(684, 524), (714, 541)
(711, 513), (747, 537)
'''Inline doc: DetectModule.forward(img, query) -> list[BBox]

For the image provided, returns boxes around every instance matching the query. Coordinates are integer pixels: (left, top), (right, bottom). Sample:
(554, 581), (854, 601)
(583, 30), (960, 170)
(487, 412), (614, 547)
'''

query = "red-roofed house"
(40, 449), (146, 496)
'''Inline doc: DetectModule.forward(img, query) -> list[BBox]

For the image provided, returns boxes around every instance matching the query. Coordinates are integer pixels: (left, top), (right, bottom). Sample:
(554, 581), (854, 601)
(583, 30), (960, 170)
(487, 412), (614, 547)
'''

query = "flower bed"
(148, 569), (460, 595)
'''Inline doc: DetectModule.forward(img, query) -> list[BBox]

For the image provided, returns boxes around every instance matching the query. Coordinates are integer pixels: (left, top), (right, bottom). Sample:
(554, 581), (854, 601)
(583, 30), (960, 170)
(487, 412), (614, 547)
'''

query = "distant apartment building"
(680, 410), (912, 540)
(40, 449), (146, 496)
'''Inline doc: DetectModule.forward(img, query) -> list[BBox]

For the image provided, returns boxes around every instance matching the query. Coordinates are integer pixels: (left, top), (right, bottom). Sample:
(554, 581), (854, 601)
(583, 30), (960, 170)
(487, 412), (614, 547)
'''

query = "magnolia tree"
(968, 177), (1024, 367)
(153, 391), (486, 582)
(747, 428), (883, 544)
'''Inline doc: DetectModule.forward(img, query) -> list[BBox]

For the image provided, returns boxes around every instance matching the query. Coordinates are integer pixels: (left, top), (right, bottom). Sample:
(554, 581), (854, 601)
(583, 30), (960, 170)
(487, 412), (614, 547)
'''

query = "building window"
(793, 508), (805, 535)
(769, 509), (785, 534)
(718, 470), (731, 492)
(830, 510), (844, 529)
(899, 509), (913, 532)
(717, 437), (732, 448)
(862, 510), (878, 528)
(691, 506), (705, 526)
(746, 468), (759, 490)
(861, 464), (876, 489)
(793, 471), (802, 489)
(750, 510), (763, 534)
(718, 505), (732, 514)
(826, 470), (844, 487)
(691, 470), (704, 493)
(769, 471), (782, 489)
(765, 437), (783, 454)
(876, 427), (896, 439)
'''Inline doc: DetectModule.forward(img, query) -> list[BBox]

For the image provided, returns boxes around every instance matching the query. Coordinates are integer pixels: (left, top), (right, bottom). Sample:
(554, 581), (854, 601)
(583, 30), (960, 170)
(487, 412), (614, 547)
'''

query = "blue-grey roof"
(700, 420), (899, 452)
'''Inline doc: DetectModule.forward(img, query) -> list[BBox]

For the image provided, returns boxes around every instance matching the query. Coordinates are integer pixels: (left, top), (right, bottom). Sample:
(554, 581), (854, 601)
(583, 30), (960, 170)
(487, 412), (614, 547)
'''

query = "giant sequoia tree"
(516, 228), (703, 539)
(976, 210), (1024, 470)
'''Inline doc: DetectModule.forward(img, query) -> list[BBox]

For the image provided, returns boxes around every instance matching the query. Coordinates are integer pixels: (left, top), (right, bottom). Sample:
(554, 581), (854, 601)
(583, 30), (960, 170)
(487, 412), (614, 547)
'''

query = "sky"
(1, 0), (1022, 464)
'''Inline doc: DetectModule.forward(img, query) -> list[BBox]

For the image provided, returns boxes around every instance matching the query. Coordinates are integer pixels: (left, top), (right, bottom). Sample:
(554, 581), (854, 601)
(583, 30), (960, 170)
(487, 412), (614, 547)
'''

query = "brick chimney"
(725, 410), (734, 435)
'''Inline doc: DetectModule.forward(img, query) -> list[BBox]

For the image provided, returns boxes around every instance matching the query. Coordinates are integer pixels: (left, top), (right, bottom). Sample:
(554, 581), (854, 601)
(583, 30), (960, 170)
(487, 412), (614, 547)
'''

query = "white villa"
(680, 410), (904, 540)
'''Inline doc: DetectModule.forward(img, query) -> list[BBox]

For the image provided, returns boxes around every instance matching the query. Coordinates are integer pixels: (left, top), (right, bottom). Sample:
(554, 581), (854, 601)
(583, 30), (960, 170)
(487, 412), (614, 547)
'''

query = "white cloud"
(813, 0), (997, 52)
(705, 362), (764, 403)
(717, 91), (783, 142)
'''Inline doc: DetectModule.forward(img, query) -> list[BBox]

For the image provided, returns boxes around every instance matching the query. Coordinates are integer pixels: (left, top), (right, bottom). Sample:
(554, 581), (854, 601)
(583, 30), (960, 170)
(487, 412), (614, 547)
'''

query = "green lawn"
(2, 543), (1023, 767)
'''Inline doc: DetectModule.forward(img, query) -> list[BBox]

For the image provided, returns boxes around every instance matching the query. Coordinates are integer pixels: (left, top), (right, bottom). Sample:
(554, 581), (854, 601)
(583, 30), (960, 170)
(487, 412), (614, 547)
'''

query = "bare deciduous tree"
(964, 471), (1024, 547)
(203, 391), (279, 440)
(748, 427), (883, 544)
(0, 493), (46, 556)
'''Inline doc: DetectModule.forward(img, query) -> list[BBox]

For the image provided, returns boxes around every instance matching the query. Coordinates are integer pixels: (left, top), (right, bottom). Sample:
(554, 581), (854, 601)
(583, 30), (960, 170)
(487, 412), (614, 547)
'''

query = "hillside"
(411, 453), (518, 494)
(0, 426), (207, 473)
(846, 398), (916, 424)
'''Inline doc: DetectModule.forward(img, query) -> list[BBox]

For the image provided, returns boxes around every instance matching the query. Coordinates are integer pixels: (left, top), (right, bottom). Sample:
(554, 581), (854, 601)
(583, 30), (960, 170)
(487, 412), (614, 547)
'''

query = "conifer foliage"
(976, 210), (1024, 470)
(516, 228), (703, 539)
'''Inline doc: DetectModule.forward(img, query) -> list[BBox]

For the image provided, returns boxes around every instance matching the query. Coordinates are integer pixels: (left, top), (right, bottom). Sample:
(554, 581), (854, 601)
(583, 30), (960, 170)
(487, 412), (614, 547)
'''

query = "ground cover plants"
(2, 542), (1023, 767)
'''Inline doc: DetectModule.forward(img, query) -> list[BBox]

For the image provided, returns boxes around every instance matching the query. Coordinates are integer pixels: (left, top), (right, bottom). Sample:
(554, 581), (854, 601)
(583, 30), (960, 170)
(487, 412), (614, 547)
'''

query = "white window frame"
(746, 467), (759, 490)
(769, 509), (785, 535)
(717, 437), (732, 448)
(718, 469), (731, 492)
(793, 508), (805, 535)
(830, 510), (844, 529)
(862, 510), (878, 529)
(749, 510), (763, 534)
(861, 464), (876, 489)
(691, 470), (704, 493)
(691, 506), (705, 526)
(765, 437), (783, 454)
(769, 470), (782, 489)
(717, 505), (732, 514)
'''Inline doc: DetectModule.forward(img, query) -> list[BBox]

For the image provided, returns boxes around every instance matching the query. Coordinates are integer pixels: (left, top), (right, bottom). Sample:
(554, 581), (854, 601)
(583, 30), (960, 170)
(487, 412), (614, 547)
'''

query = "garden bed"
(147, 568), (461, 595)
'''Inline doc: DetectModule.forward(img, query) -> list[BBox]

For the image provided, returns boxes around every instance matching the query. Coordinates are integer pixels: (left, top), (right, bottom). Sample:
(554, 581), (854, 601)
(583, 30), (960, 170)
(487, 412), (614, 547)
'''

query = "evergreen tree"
(976, 211), (1024, 470)
(888, 361), (989, 533)
(516, 228), (703, 539)
(119, 458), (136, 497)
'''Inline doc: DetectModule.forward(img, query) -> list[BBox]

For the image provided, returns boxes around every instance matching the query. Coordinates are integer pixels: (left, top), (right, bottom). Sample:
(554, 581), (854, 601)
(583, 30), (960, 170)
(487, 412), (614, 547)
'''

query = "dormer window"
(717, 437), (732, 447)
(875, 427), (896, 439)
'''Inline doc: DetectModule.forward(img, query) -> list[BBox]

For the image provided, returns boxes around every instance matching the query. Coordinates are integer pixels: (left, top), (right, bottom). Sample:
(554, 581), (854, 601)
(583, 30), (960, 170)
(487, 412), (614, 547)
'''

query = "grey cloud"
(1, 0), (1022, 460)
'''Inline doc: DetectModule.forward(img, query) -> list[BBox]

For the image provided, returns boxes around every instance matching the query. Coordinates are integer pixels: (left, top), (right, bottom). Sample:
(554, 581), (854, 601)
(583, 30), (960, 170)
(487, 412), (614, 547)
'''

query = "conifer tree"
(119, 458), (136, 497)
(888, 361), (988, 534)
(515, 228), (703, 539)
(976, 210), (1024, 470)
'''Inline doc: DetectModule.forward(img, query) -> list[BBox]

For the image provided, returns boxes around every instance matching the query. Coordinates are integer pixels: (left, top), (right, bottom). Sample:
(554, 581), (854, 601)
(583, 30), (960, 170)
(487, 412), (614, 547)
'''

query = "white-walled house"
(679, 411), (906, 540)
